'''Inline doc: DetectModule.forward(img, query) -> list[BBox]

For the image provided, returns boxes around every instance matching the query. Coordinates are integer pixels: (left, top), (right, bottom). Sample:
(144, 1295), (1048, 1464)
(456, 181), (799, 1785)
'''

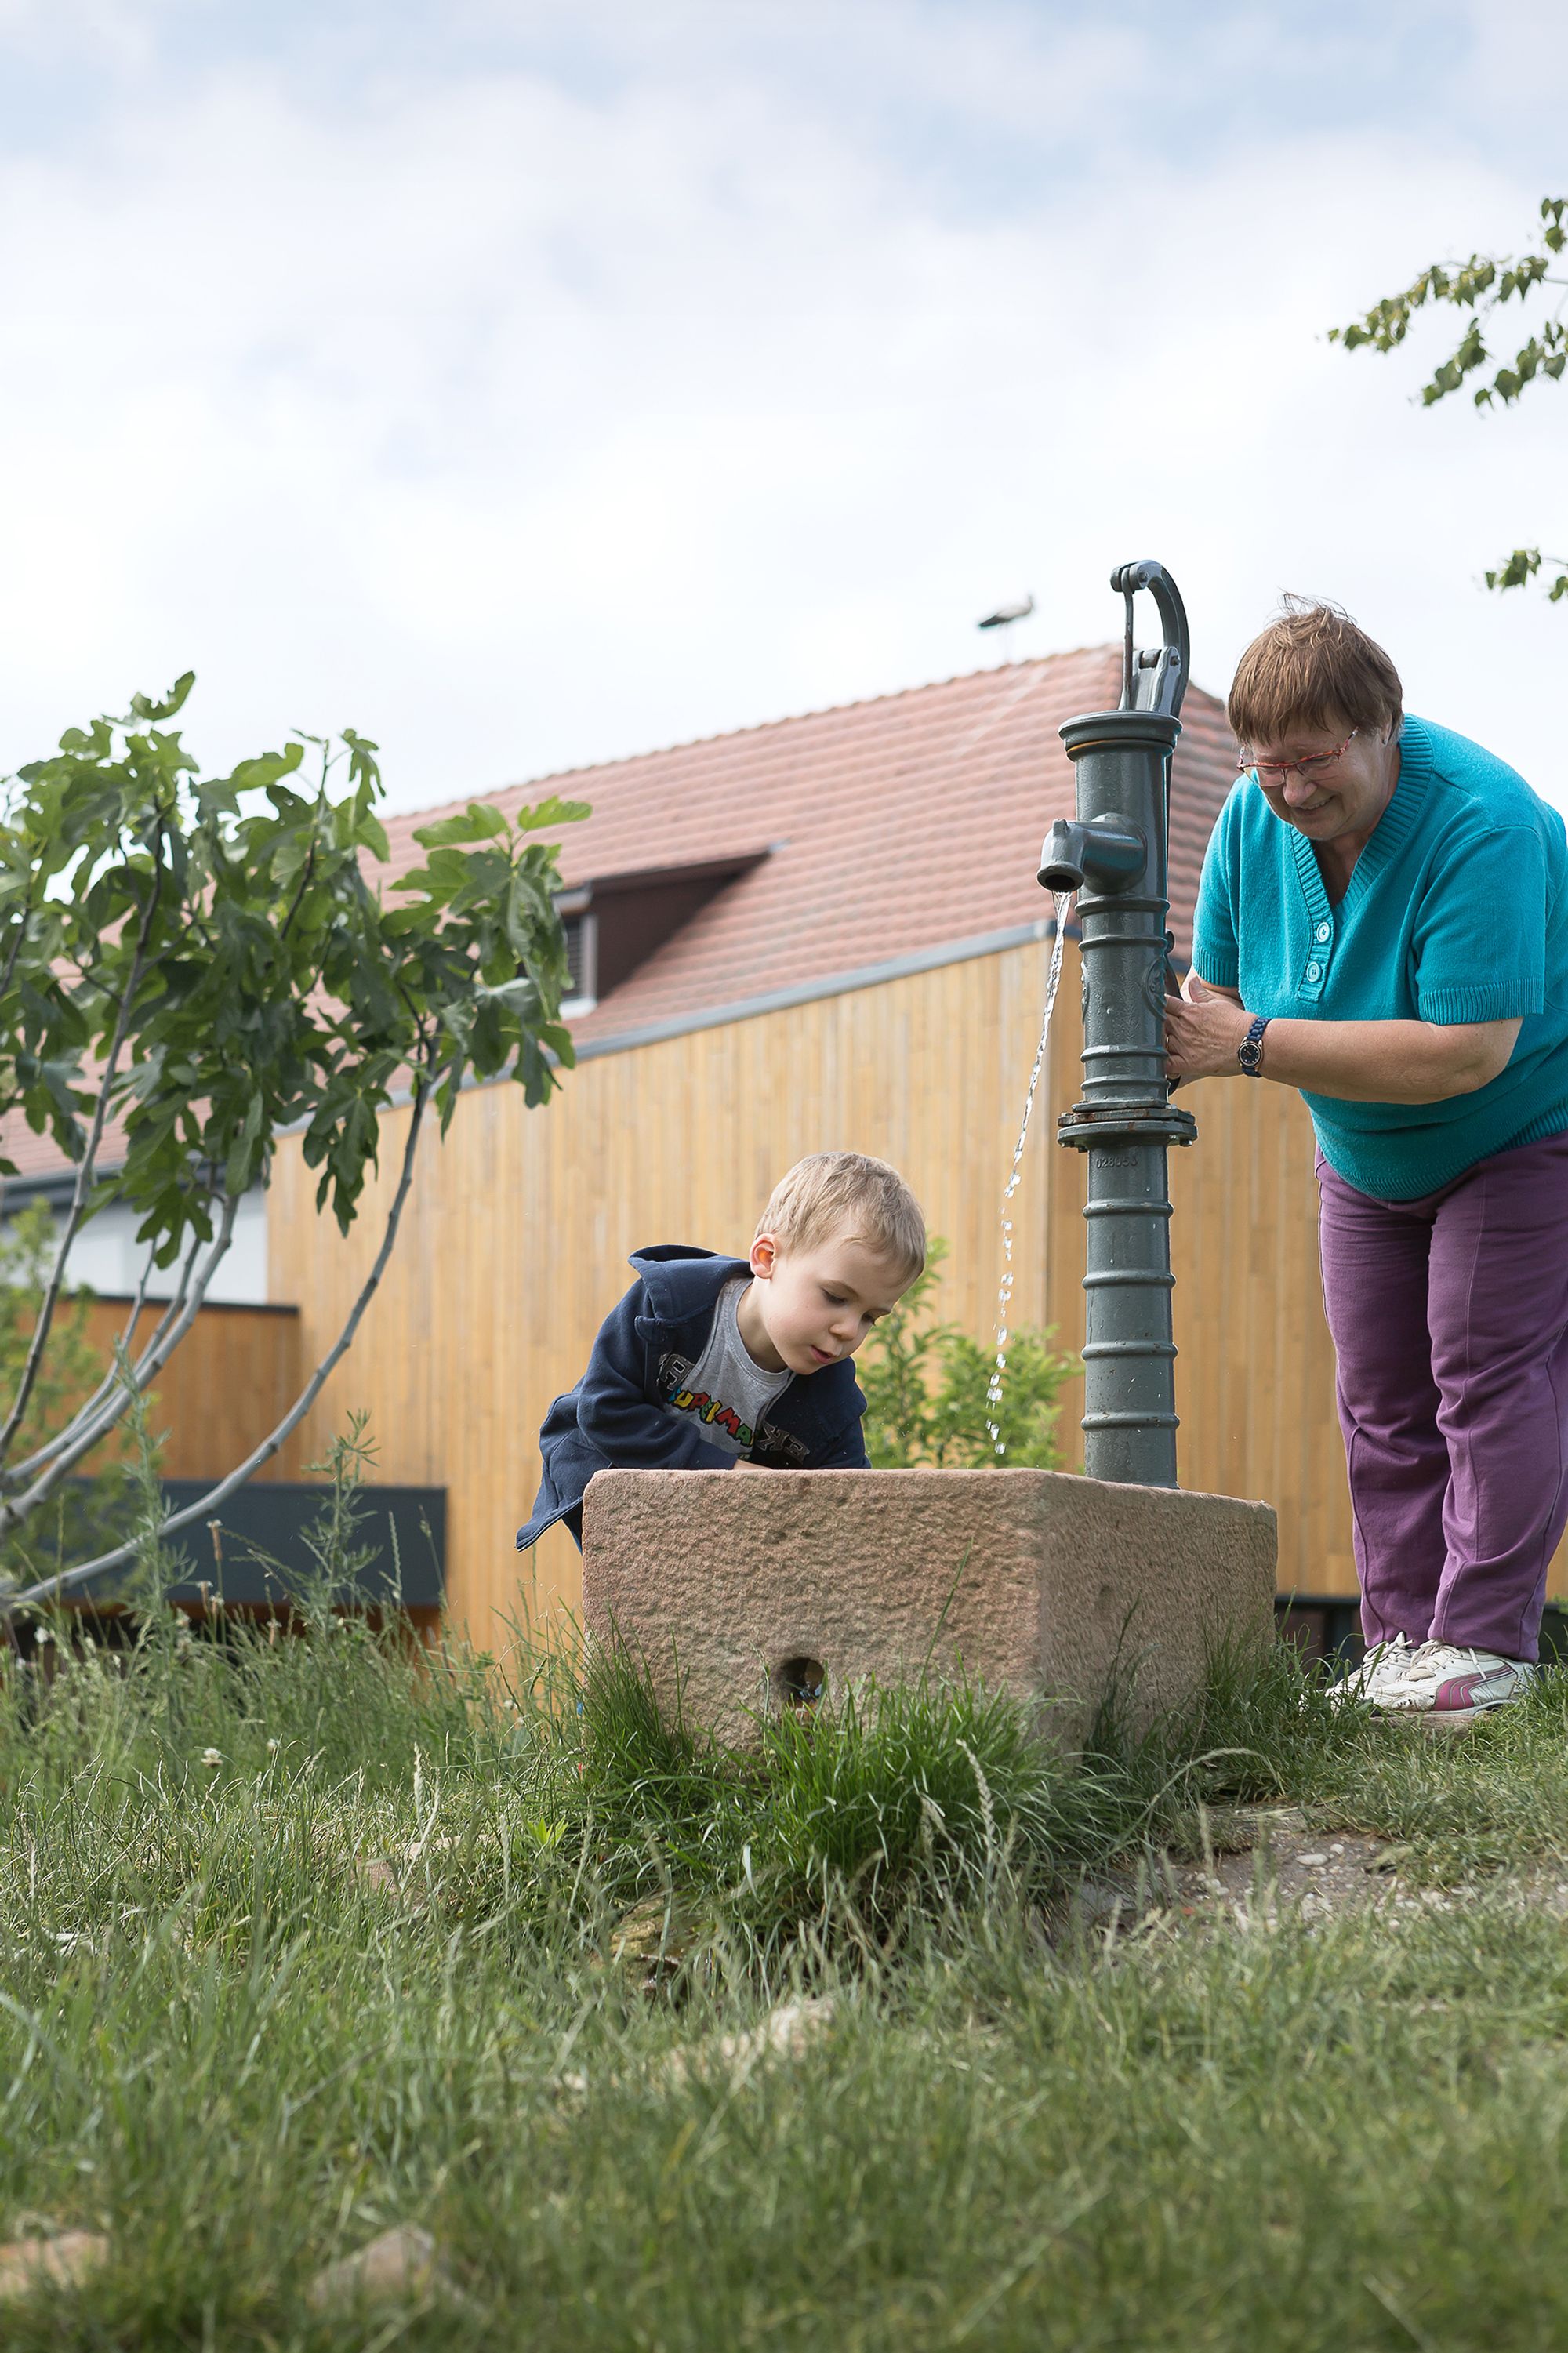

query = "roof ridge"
(387, 642), (1134, 830)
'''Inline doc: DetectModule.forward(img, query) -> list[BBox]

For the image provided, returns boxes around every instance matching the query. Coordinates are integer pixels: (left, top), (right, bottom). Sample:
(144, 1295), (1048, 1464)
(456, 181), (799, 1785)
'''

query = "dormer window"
(553, 852), (768, 1021)
(563, 913), (592, 1000)
(556, 888), (598, 1013)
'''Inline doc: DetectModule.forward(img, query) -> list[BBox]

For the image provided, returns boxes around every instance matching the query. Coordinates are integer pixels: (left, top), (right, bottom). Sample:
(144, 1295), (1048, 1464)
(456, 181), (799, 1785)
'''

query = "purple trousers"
(1317, 1131), (1568, 1662)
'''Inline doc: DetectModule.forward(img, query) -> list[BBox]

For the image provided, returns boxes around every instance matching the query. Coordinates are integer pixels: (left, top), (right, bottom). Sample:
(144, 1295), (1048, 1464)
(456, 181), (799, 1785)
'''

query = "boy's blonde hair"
(756, 1152), (926, 1280)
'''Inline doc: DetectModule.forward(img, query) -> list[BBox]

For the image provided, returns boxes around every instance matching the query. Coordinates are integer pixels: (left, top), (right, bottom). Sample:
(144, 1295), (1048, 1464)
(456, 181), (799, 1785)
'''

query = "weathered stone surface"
(306, 2224), (439, 2311)
(582, 1467), (1276, 1745)
(659, 1996), (838, 2088)
(0, 2231), (109, 2303)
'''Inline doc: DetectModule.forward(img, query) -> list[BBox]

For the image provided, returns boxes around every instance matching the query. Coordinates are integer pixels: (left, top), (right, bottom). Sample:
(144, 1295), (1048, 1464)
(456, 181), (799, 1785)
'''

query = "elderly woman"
(1169, 599), (1568, 1720)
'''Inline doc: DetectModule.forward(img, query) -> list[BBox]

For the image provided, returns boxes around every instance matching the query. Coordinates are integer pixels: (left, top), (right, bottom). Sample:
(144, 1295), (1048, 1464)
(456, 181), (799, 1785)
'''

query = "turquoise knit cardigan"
(1192, 715), (1568, 1199)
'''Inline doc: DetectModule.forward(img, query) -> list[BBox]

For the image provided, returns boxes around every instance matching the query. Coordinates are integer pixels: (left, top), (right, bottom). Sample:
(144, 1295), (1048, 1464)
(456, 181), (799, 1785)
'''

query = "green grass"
(8, 1590), (1568, 2347)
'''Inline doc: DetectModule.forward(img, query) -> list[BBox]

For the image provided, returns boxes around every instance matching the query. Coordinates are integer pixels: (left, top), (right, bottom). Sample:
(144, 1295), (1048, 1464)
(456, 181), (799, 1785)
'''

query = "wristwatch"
(1238, 1015), (1271, 1077)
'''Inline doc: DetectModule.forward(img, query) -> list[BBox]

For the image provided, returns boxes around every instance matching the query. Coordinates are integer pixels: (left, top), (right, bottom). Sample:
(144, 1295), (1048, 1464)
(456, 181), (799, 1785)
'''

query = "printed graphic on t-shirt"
(655, 1313), (797, 1464)
(747, 1421), (811, 1467)
(670, 1380), (761, 1449)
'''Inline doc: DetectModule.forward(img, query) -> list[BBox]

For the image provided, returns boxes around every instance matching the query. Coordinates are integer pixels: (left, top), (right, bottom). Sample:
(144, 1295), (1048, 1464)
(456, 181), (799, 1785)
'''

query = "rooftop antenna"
(977, 592), (1036, 663)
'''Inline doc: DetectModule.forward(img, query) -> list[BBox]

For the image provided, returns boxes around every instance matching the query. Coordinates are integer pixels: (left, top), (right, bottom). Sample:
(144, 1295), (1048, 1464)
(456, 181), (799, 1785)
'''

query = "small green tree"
(858, 1240), (1073, 1469)
(0, 674), (585, 1605)
(1329, 194), (1566, 603)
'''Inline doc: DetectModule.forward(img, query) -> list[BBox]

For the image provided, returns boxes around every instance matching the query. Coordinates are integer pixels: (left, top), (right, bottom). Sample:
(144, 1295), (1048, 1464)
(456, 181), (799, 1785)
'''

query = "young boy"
(517, 1151), (926, 1550)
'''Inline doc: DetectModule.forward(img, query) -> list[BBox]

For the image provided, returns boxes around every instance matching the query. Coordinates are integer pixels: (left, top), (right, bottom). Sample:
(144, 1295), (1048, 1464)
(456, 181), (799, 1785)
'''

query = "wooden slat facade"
(266, 939), (1568, 1635)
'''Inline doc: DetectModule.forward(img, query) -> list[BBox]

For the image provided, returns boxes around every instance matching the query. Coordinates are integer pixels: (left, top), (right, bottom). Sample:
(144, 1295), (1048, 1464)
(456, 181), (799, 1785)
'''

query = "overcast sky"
(2, 0), (1564, 814)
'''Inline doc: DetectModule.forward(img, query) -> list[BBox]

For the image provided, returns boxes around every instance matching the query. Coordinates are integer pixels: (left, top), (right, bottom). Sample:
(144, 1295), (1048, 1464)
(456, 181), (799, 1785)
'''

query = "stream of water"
(984, 891), (1074, 1456)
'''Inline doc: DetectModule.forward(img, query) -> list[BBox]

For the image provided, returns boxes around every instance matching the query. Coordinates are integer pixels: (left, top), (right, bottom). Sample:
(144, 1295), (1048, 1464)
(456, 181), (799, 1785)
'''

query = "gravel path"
(1067, 1806), (1568, 1937)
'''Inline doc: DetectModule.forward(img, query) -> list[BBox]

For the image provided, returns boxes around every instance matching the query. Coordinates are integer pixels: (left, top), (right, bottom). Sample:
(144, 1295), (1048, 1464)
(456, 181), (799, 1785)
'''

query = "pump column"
(1056, 709), (1196, 1488)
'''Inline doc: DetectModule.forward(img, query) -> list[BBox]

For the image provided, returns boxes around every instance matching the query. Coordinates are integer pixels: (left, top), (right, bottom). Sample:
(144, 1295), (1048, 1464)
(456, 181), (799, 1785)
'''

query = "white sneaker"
(1322, 1632), (1416, 1709)
(1376, 1640), (1537, 1723)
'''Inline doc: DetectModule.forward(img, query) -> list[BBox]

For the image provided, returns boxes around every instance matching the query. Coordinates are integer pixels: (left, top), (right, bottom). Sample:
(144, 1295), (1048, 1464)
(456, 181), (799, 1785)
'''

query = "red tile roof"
(3, 650), (1236, 1182)
(379, 647), (1236, 1048)
(2, 1110), (130, 1186)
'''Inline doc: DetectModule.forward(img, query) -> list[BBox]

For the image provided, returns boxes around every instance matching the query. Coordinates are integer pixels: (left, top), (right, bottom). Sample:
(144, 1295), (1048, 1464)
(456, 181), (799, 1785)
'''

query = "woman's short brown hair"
(1228, 597), (1403, 749)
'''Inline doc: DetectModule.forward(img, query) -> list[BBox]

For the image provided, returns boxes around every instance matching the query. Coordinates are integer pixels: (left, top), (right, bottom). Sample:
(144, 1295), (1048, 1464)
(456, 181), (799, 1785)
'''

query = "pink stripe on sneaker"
(1433, 1676), (1481, 1711)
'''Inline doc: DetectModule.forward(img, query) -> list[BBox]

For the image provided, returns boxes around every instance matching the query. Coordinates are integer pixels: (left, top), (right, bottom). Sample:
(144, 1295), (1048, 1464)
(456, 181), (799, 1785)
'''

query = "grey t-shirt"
(665, 1277), (793, 1460)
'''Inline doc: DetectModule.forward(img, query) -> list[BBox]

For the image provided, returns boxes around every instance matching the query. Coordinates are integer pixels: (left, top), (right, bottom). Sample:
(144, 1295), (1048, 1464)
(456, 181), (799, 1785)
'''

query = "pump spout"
(1038, 815), (1145, 895)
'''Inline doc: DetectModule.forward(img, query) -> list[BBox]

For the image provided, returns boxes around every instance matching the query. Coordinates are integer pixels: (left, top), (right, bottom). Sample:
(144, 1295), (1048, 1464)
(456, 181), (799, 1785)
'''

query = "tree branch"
(0, 1192), (239, 1532)
(278, 832), (321, 946)
(9, 1082), (431, 1610)
(6, 1214), (218, 1481)
(4, 1244), (162, 1483)
(0, 869), (42, 1010)
(0, 836), (167, 1468)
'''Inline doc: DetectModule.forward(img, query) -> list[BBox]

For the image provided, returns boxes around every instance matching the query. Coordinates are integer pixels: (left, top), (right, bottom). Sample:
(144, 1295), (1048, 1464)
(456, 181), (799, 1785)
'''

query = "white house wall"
(7, 1186), (270, 1304)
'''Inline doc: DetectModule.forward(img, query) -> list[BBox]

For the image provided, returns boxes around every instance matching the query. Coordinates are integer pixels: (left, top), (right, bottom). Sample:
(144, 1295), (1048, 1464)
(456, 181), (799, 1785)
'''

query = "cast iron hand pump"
(1039, 560), (1197, 1487)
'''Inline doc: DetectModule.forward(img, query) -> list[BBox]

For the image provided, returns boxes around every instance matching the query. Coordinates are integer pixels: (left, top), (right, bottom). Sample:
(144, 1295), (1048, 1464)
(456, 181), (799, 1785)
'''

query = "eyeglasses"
(1236, 728), (1360, 786)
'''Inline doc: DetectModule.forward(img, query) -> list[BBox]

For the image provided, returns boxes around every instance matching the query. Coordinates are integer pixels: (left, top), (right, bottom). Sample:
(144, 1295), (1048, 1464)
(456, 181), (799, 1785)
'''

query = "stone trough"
(582, 1467), (1276, 1748)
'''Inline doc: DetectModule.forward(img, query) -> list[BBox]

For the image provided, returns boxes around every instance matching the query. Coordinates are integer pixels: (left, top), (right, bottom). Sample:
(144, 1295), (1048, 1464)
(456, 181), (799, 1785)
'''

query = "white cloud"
(0, 2), (1563, 817)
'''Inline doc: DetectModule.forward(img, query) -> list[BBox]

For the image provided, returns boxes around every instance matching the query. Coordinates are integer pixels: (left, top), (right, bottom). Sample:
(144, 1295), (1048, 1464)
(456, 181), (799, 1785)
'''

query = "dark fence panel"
(70, 1481), (447, 1609)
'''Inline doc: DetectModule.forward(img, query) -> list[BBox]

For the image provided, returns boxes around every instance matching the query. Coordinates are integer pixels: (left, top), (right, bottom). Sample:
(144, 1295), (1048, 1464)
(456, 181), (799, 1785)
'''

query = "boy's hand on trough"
(732, 1459), (770, 1472)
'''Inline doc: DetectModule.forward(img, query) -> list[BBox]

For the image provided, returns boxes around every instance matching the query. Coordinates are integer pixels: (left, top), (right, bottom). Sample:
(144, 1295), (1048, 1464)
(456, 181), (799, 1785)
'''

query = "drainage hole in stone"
(776, 1654), (826, 1708)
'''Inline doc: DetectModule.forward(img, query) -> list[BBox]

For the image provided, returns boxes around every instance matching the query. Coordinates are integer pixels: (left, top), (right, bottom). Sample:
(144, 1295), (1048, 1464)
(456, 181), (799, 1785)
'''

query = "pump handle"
(1110, 560), (1189, 721)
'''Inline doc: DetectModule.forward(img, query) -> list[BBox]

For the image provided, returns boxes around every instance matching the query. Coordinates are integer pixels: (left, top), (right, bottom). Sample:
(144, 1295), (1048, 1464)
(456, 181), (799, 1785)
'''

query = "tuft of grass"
(575, 1637), (1162, 1949)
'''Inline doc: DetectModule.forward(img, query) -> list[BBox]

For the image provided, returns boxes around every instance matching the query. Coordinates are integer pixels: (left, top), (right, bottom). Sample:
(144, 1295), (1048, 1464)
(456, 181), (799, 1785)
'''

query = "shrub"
(858, 1238), (1073, 1468)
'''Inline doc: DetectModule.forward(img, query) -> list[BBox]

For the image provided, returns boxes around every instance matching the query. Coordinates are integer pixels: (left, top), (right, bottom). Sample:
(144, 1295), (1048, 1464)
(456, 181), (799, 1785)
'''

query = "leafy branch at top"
(1328, 195), (1567, 604)
(1329, 196), (1566, 409)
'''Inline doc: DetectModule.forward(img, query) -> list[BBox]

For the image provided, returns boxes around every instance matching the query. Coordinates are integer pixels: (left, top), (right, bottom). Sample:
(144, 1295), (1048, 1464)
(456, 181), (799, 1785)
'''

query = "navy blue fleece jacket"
(517, 1245), (871, 1549)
